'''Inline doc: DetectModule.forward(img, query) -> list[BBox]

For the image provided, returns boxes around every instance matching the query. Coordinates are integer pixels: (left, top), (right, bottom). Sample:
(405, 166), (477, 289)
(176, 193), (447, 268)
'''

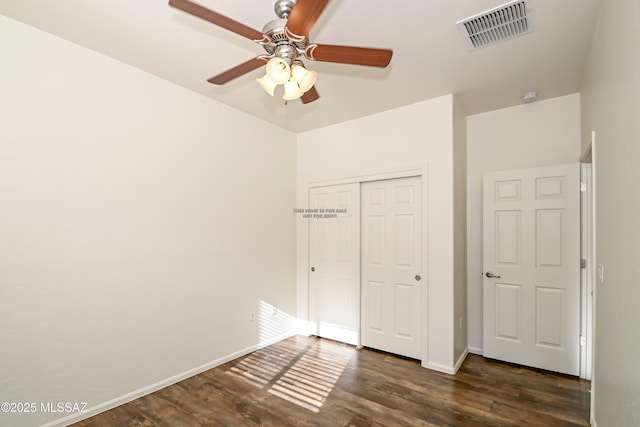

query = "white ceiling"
(0, 0), (600, 133)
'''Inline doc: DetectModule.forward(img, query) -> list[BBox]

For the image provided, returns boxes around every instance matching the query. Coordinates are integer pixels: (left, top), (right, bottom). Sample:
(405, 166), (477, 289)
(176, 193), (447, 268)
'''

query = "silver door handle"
(485, 271), (501, 278)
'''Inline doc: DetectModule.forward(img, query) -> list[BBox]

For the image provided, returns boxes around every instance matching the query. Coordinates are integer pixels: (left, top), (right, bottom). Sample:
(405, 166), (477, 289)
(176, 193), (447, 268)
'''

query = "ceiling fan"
(168, 0), (393, 103)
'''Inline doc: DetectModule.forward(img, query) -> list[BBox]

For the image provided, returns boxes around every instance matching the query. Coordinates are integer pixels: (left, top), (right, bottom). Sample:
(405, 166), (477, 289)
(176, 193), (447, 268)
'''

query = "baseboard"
(453, 348), (469, 374)
(423, 348), (469, 375)
(590, 416), (597, 427)
(425, 361), (457, 374)
(468, 346), (483, 355)
(42, 331), (296, 427)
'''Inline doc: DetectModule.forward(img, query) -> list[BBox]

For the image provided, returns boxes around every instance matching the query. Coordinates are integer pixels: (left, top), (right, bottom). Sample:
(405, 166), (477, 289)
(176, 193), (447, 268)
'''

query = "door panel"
(361, 176), (422, 359)
(483, 164), (580, 375)
(535, 287), (564, 348)
(366, 281), (384, 332)
(495, 283), (521, 342)
(536, 209), (564, 267)
(495, 210), (521, 265)
(394, 283), (414, 338)
(309, 184), (360, 345)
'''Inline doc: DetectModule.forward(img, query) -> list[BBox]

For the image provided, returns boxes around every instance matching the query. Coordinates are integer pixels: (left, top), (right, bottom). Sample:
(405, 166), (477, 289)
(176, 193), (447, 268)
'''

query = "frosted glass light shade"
(291, 65), (317, 93)
(266, 57), (291, 84)
(256, 74), (277, 96)
(283, 79), (303, 101)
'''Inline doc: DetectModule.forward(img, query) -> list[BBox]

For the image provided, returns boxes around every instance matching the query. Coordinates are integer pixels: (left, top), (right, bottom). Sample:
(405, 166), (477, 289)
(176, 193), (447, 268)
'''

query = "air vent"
(457, 0), (532, 50)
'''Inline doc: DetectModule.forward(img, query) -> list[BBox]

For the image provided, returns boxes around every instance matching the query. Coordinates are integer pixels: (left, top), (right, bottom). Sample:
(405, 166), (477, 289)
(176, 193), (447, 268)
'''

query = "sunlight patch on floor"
(229, 339), (353, 413)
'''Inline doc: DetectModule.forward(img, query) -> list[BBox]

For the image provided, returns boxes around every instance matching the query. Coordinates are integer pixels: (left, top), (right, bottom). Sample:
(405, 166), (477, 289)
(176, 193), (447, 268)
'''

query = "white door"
(361, 177), (422, 359)
(309, 183), (360, 345)
(483, 164), (580, 375)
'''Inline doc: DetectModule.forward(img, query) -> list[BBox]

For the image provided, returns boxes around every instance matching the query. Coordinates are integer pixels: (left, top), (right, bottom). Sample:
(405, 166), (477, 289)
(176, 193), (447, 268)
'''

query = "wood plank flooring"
(73, 335), (590, 427)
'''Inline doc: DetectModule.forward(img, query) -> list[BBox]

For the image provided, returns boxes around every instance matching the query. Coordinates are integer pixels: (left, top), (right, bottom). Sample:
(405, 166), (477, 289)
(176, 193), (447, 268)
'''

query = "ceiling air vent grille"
(457, 0), (532, 50)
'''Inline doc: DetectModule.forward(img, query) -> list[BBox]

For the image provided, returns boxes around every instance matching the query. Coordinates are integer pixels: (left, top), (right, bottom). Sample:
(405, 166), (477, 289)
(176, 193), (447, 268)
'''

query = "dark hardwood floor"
(73, 335), (590, 426)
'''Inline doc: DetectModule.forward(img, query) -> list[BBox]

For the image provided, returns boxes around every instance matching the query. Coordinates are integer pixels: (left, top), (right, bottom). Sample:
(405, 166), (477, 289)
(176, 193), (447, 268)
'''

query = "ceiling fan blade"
(286, 0), (330, 38)
(169, 0), (263, 41)
(301, 86), (319, 104)
(207, 57), (267, 85)
(306, 44), (392, 67)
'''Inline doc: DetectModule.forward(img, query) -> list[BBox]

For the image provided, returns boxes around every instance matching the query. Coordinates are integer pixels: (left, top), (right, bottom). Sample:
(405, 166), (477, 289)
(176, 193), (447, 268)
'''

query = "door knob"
(485, 271), (501, 278)
(310, 267), (315, 272)
(415, 275), (421, 281)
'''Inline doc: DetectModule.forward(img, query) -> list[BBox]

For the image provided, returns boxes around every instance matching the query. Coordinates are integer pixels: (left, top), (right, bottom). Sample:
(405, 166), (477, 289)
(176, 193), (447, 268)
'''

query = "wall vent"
(457, 0), (533, 50)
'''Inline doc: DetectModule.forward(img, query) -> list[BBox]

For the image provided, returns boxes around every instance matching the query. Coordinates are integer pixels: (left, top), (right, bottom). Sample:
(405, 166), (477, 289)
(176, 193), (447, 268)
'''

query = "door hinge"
(580, 181), (587, 192)
(580, 336), (587, 346)
(581, 258), (587, 269)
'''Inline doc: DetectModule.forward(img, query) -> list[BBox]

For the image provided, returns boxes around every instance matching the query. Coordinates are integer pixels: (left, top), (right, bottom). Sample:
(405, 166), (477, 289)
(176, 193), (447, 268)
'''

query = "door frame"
(299, 165), (428, 363)
(580, 143), (595, 381)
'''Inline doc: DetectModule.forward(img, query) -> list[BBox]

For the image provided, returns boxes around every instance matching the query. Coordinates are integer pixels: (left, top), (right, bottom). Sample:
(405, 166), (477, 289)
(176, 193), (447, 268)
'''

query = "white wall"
(466, 94), (582, 352)
(296, 95), (462, 372)
(580, 0), (640, 424)
(0, 17), (297, 427)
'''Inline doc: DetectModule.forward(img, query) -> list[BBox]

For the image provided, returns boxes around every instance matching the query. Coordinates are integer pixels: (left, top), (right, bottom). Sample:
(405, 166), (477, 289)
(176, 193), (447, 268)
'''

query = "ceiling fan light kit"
(255, 44), (317, 101)
(292, 64), (317, 93)
(265, 56), (292, 85)
(283, 78), (304, 101)
(256, 74), (278, 96)
(168, 0), (393, 104)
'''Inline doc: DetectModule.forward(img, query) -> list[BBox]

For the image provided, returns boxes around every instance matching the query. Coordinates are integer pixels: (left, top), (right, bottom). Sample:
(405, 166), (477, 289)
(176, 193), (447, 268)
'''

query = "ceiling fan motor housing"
(261, 17), (307, 61)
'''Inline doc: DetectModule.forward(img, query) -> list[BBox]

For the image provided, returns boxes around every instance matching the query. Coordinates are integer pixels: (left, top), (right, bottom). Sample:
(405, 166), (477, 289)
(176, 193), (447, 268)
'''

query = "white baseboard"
(295, 319), (316, 336)
(425, 361), (457, 374)
(42, 331), (296, 427)
(468, 346), (483, 355)
(590, 416), (597, 427)
(423, 348), (469, 375)
(453, 348), (469, 374)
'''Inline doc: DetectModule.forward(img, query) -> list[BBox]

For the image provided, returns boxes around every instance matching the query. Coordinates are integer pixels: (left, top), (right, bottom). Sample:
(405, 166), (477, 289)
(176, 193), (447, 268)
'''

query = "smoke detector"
(457, 0), (533, 50)
(521, 90), (539, 103)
